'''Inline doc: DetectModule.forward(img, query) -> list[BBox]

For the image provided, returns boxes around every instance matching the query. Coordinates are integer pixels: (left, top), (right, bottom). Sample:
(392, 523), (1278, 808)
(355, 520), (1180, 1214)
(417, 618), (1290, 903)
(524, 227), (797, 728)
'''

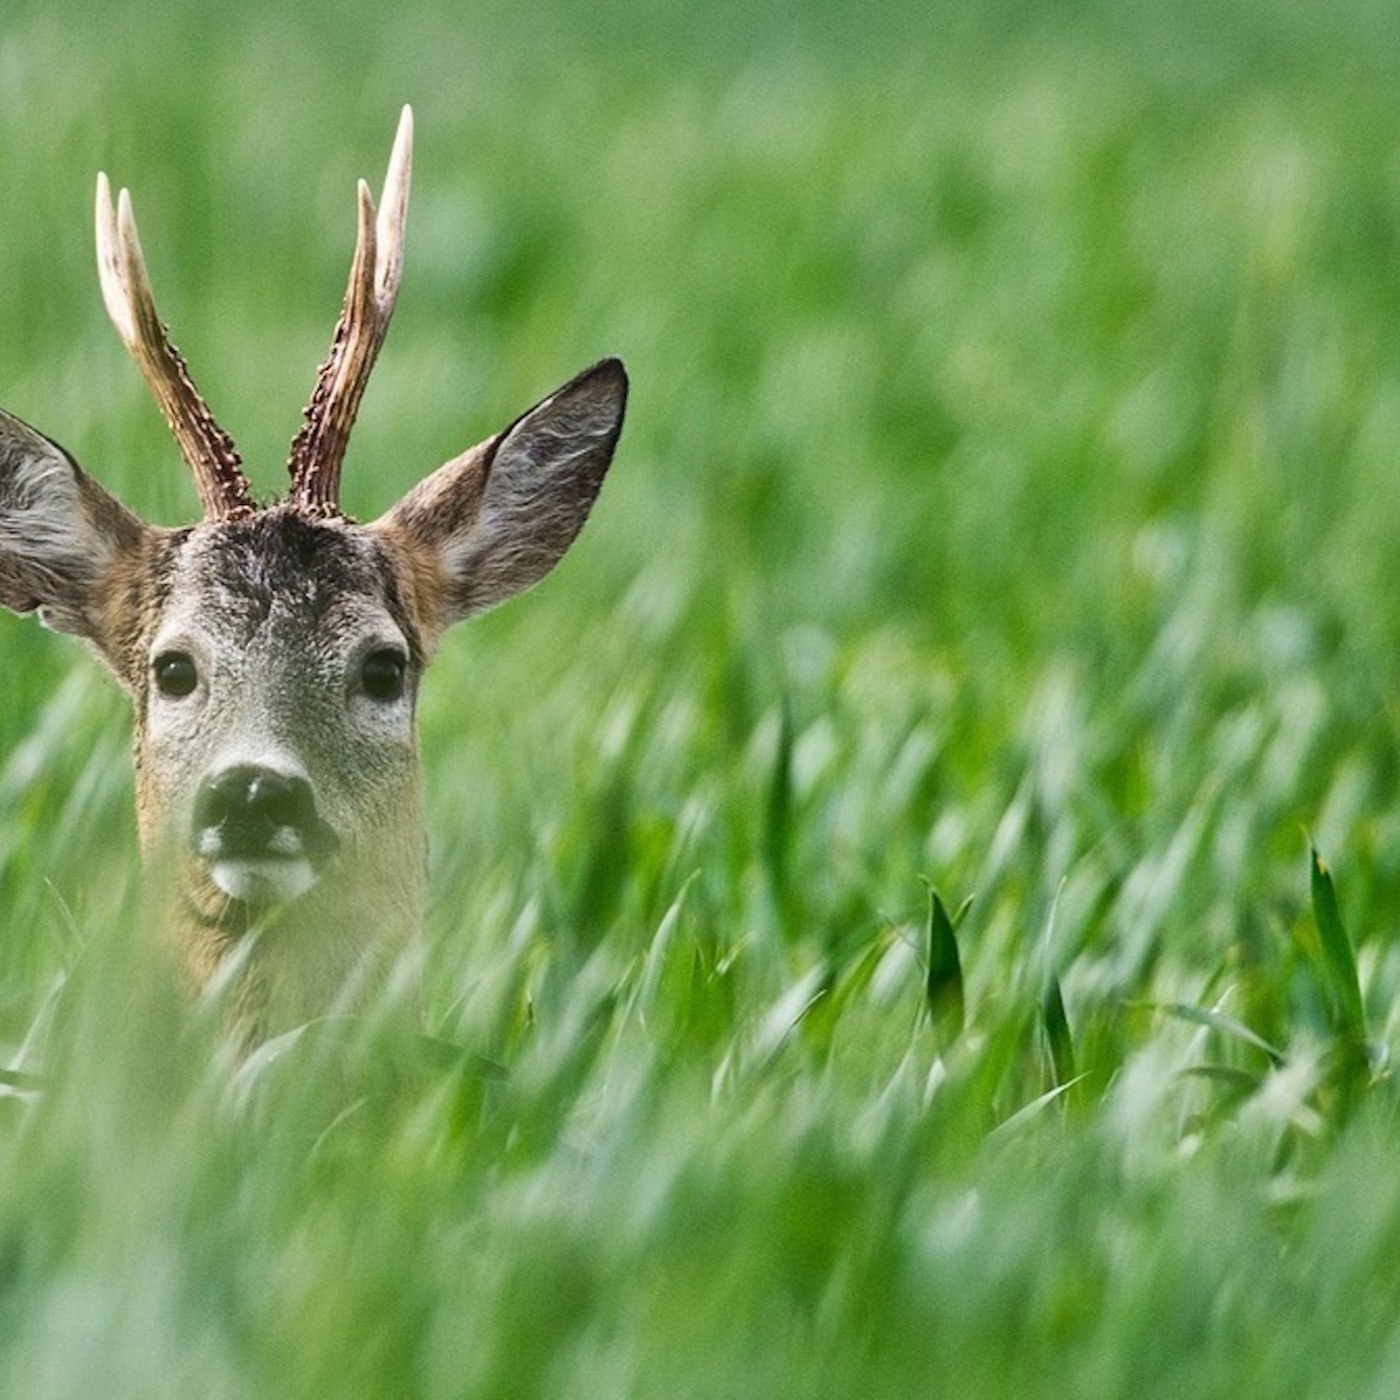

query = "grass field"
(4, 0), (1400, 1393)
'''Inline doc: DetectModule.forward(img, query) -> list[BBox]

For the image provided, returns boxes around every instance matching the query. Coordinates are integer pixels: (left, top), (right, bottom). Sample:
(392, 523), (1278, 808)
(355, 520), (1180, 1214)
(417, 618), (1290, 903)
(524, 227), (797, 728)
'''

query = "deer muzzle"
(192, 763), (342, 905)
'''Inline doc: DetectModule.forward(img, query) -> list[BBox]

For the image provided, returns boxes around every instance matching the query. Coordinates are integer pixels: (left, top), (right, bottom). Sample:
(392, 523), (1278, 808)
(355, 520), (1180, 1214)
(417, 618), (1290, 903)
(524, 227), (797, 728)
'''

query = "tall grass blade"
(922, 881), (964, 1044)
(1041, 970), (1075, 1088)
(764, 696), (794, 926)
(1308, 848), (1365, 1043)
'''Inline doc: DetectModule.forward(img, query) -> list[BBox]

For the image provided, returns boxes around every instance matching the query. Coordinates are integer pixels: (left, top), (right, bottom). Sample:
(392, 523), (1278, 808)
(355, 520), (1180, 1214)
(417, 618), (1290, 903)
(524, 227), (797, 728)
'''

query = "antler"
(96, 174), (255, 521)
(287, 105), (413, 515)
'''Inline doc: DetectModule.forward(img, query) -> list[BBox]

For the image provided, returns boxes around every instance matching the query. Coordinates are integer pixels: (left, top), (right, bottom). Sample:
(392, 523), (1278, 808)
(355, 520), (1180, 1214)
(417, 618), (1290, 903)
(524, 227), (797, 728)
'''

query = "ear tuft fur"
(372, 358), (627, 636)
(0, 408), (150, 642)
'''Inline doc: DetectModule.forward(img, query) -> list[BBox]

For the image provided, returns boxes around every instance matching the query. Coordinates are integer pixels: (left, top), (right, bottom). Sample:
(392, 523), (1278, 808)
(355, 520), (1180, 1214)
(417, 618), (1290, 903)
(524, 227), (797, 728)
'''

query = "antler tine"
(288, 105), (414, 514)
(95, 173), (254, 521)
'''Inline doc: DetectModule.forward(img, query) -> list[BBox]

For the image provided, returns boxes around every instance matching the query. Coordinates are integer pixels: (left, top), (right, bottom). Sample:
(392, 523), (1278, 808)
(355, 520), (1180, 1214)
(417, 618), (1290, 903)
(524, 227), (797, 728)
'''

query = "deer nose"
(192, 764), (324, 859)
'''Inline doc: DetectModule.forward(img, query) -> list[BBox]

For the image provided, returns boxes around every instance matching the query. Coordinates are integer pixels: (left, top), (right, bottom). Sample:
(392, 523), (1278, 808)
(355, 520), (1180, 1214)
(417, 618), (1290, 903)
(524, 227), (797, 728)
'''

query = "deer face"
(0, 109), (627, 1035)
(138, 512), (422, 911)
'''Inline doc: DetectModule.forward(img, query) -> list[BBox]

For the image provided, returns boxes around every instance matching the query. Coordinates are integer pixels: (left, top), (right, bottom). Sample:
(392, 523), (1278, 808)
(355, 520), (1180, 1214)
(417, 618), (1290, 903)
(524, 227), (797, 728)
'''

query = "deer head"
(0, 108), (627, 1038)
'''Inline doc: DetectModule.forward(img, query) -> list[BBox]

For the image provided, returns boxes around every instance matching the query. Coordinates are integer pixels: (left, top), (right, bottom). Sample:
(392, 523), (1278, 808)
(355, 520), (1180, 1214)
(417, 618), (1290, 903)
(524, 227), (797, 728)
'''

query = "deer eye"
(360, 648), (407, 702)
(153, 651), (199, 699)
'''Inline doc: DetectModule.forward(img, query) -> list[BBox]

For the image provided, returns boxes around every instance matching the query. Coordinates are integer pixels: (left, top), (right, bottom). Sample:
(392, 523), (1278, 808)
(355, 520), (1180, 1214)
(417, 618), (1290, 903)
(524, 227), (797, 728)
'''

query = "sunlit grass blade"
(1135, 1001), (1285, 1066)
(0, 1067), (44, 1092)
(630, 872), (700, 1044)
(746, 966), (828, 1073)
(988, 1076), (1087, 1141)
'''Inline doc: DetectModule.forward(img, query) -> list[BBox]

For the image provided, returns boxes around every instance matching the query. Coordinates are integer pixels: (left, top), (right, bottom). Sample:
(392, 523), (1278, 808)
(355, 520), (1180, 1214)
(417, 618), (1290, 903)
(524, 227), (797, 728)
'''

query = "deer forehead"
(148, 508), (422, 662)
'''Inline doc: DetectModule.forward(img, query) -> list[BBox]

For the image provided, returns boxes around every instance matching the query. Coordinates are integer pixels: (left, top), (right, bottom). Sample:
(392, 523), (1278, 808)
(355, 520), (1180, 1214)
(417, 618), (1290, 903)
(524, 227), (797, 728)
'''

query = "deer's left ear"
(371, 358), (627, 636)
(0, 409), (152, 649)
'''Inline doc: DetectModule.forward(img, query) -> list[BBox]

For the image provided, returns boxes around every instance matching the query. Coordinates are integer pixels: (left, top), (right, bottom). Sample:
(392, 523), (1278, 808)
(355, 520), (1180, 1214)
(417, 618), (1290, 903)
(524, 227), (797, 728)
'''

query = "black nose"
(193, 764), (321, 858)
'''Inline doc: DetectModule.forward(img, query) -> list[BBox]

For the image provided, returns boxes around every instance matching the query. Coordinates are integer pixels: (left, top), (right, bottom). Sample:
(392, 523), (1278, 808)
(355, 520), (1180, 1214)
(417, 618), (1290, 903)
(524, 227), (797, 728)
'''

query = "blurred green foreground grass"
(4, 0), (1400, 1393)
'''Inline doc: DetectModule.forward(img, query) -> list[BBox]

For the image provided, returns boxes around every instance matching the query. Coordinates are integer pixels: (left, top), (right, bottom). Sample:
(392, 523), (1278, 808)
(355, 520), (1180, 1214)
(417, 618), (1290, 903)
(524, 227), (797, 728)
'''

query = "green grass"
(5, 0), (1400, 1393)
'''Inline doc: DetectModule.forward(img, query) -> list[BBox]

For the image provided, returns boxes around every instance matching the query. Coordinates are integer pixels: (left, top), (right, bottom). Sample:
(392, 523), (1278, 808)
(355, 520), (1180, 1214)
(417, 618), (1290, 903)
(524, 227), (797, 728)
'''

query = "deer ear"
(0, 409), (150, 645)
(372, 358), (627, 633)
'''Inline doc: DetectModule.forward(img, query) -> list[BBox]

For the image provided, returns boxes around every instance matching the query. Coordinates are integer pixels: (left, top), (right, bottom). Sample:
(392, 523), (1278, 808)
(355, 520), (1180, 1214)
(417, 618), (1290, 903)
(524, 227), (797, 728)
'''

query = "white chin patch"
(210, 858), (318, 905)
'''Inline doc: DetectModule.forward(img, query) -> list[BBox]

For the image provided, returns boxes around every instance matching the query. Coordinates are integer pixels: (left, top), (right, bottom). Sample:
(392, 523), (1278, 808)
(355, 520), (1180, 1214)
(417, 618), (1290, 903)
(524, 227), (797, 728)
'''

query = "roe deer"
(0, 108), (627, 1040)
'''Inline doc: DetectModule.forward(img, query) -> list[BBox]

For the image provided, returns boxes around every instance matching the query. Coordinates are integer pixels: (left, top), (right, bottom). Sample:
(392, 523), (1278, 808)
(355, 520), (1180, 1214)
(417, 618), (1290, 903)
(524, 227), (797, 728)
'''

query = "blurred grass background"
(4, 0), (1400, 1393)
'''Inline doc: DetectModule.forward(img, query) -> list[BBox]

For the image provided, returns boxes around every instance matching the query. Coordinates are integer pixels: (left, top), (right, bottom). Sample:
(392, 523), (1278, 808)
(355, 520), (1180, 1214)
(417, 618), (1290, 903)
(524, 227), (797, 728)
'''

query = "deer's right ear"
(371, 358), (627, 641)
(0, 409), (151, 645)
